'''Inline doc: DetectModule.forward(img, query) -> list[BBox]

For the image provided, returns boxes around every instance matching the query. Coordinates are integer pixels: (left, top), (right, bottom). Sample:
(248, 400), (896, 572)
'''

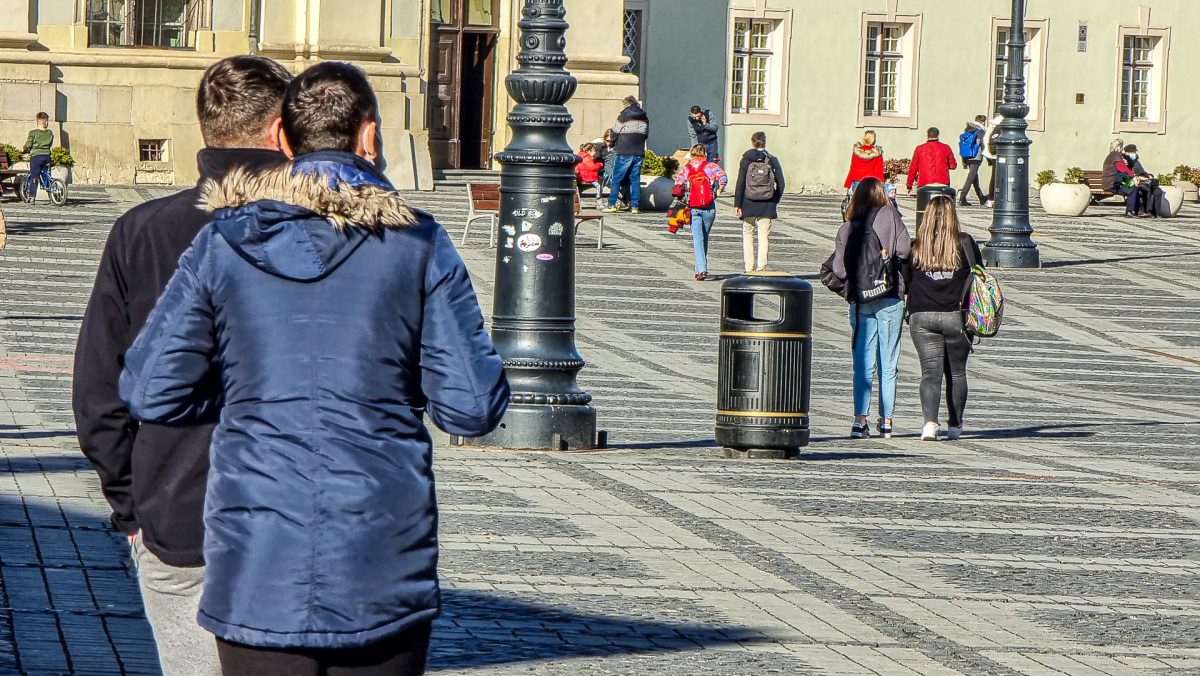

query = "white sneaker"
(920, 422), (940, 441)
(946, 425), (962, 441)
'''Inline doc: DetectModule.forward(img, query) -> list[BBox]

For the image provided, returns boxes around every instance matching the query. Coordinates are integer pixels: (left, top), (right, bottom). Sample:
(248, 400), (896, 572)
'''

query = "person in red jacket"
(906, 127), (957, 195)
(576, 141), (603, 208)
(844, 130), (885, 188)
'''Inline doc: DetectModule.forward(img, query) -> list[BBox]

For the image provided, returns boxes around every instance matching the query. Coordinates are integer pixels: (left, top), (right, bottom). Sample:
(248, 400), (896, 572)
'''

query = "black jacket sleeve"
(734, 152), (751, 209)
(73, 218), (139, 533)
(771, 155), (786, 202)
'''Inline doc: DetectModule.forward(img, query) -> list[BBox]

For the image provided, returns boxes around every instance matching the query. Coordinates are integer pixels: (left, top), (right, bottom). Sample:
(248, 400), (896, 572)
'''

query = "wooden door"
(428, 27), (463, 168)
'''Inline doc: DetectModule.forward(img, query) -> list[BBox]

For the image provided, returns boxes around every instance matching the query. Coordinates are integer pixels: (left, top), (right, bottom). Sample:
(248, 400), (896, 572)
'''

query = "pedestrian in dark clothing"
(734, 131), (785, 272)
(687, 105), (720, 163)
(74, 55), (293, 676)
(958, 115), (987, 206)
(119, 61), (509, 675)
(902, 196), (981, 442)
(603, 95), (649, 214)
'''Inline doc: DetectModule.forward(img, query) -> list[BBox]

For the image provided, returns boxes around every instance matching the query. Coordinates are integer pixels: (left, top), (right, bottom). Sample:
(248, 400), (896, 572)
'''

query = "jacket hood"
(199, 151), (417, 282)
(618, 105), (649, 122)
(853, 143), (883, 160)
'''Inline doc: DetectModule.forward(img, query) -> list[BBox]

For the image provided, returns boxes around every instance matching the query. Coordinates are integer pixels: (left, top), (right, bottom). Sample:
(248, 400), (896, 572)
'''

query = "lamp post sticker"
(516, 233), (542, 253)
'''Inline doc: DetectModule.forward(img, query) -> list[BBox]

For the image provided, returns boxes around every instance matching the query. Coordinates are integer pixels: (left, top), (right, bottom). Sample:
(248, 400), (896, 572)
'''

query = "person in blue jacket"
(119, 61), (509, 675)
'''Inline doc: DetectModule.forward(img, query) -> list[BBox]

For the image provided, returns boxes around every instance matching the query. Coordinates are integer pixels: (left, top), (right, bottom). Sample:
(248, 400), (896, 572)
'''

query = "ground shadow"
(1042, 250), (1200, 269)
(792, 450), (916, 461)
(2, 452), (91, 473)
(429, 588), (766, 670)
(611, 439), (719, 450)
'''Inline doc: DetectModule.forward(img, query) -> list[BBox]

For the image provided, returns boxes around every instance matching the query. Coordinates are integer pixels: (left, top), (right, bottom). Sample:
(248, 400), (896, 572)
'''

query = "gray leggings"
(909, 311), (971, 427)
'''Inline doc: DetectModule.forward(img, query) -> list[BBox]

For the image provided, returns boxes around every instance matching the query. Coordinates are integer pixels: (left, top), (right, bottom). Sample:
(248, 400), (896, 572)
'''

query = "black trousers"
(960, 160), (985, 203)
(216, 622), (431, 676)
(909, 311), (971, 427)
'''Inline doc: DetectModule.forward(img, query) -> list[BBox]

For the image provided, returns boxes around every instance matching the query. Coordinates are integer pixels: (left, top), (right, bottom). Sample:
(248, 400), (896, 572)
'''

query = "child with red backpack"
(673, 143), (728, 280)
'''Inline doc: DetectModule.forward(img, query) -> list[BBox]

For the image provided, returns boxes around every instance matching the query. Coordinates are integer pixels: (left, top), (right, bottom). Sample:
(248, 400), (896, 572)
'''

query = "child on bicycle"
(22, 112), (54, 199)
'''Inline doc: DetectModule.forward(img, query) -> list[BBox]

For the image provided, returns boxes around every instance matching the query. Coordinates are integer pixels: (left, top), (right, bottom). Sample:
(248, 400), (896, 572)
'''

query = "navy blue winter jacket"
(119, 151), (509, 649)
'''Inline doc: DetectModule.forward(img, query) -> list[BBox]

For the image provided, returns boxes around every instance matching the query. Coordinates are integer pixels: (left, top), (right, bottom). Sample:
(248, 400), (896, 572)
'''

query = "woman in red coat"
(844, 130), (885, 188)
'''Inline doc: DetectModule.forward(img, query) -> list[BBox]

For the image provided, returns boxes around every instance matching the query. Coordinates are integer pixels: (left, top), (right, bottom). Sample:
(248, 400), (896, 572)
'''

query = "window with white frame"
(989, 22), (1045, 129)
(1120, 35), (1155, 122)
(1113, 27), (1170, 133)
(863, 23), (904, 116)
(994, 28), (1032, 108)
(730, 18), (777, 114)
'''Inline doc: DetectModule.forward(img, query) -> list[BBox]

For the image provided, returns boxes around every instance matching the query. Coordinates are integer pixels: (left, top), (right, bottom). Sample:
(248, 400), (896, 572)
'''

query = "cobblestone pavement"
(0, 183), (1197, 675)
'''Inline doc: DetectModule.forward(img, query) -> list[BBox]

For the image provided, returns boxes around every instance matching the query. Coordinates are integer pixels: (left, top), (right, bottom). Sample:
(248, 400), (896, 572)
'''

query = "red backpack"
(686, 163), (714, 209)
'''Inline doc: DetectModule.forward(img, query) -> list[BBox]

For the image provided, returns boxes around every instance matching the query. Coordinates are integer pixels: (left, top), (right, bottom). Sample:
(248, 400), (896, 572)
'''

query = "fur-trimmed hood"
(853, 143), (883, 160)
(198, 151), (418, 282)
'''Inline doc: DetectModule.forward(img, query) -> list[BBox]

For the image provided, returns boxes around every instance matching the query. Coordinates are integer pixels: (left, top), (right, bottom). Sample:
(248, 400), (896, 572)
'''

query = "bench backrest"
(1078, 170), (1111, 194)
(468, 183), (500, 212)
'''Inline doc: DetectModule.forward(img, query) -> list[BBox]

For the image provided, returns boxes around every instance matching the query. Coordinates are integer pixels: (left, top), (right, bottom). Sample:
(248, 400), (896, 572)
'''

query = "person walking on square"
(906, 127), (957, 195)
(734, 131), (784, 273)
(831, 177), (911, 439)
(902, 196), (981, 441)
(958, 116), (988, 206)
(687, 105), (720, 164)
(119, 61), (509, 675)
(843, 130), (885, 189)
(603, 96), (649, 214)
(980, 111), (1002, 207)
(21, 112), (54, 200)
(675, 143), (728, 281)
(74, 55), (293, 676)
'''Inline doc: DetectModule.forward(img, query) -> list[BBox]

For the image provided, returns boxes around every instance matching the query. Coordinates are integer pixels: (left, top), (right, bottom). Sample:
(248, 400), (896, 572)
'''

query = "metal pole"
(463, 0), (598, 450)
(982, 0), (1041, 268)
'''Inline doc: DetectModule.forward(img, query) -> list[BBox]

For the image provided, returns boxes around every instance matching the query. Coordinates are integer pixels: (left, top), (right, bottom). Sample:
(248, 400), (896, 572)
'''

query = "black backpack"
(744, 151), (777, 201)
(845, 208), (896, 303)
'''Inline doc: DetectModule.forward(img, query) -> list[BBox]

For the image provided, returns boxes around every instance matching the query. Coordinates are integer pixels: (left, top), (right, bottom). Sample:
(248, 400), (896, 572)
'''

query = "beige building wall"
(0, 0), (631, 188)
(702, 0), (1198, 191)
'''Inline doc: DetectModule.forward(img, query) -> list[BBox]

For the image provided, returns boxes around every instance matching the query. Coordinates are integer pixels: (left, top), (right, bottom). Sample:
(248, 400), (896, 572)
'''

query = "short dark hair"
(751, 131), (767, 148)
(1123, 144), (1138, 153)
(197, 56), (291, 147)
(927, 127), (940, 139)
(35, 111), (49, 122)
(690, 105), (702, 114)
(283, 62), (379, 156)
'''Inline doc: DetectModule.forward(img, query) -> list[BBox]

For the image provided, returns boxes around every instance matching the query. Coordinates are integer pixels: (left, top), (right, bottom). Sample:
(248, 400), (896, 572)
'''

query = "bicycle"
(19, 160), (67, 207)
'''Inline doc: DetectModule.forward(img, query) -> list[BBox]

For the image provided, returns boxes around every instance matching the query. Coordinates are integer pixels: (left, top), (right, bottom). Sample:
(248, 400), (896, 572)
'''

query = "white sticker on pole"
(516, 233), (542, 253)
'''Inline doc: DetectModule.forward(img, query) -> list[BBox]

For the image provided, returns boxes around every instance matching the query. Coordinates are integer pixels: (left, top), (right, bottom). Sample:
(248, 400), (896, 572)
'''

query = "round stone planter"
(50, 165), (71, 184)
(1159, 185), (1185, 218)
(11, 161), (29, 172)
(1038, 182), (1091, 217)
(638, 175), (675, 211)
(1177, 180), (1198, 203)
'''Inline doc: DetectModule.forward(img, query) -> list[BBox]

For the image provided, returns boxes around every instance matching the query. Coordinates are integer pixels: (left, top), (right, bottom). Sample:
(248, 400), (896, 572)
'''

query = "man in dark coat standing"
(734, 131), (785, 273)
(73, 56), (292, 676)
(120, 61), (509, 675)
(687, 105), (720, 163)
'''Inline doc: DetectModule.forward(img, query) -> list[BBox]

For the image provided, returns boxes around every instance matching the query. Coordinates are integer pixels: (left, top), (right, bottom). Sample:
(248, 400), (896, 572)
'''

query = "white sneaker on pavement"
(921, 422), (940, 441)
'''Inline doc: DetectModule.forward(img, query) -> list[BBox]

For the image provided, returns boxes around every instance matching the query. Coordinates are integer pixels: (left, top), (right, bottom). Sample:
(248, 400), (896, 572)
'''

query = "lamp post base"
(982, 242), (1041, 268)
(459, 404), (599, 451)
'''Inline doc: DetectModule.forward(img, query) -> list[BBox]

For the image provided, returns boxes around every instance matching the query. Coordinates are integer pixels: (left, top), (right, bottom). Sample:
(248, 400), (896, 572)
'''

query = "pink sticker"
(536, 253), (555, 261)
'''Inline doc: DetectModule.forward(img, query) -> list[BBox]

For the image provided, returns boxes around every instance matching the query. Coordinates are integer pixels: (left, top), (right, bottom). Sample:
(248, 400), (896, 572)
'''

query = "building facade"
(0, 1), (635, 189)
(631, 0), (1196, 191)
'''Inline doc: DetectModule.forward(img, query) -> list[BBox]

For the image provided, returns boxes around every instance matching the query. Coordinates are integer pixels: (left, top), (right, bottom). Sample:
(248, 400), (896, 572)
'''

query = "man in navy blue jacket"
(74, 55), (292, 675)
(120, 61), (509, 675)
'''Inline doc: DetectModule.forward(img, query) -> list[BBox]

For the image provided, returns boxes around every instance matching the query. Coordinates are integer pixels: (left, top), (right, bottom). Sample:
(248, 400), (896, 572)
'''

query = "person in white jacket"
(980, 112), (1002, 207)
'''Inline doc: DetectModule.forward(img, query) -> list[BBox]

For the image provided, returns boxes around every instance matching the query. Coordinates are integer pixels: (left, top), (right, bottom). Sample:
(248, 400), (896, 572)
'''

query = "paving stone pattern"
(0, 183), (1197, 675)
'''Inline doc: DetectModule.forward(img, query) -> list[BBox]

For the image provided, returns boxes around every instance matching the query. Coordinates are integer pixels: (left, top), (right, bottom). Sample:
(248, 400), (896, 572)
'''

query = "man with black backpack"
(734, 131), (785, 273)
(958, 115), (988, 206)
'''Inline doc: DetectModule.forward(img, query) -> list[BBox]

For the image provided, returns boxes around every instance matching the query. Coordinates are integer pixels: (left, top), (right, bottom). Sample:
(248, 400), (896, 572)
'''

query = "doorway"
(428, 0), (500, 170)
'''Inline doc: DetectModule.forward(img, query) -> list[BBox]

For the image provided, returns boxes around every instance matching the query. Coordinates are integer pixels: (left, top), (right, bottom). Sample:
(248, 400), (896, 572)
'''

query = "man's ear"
(355, 119), (379, 162)
(279, 128), (297, 159)
(263, 117), (285, 152)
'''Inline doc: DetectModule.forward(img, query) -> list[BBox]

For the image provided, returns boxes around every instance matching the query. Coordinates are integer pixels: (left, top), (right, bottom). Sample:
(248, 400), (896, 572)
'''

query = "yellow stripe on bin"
(717, 410), (809, 418)
(719, 331), (810, 339)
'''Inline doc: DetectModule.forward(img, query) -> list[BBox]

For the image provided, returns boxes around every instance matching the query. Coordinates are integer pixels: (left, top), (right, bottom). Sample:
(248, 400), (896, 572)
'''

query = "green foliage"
(1064, 167), (1084, 184)
(50, 146), (74, 167)
(1035, 170), (1059, 188)
(640, 150), (666, 177)
(1, 144), (20, 164)
(883, 158), (910, 183)
(1174, 165), (1200, 184)
(1156, 173), (1175, 187)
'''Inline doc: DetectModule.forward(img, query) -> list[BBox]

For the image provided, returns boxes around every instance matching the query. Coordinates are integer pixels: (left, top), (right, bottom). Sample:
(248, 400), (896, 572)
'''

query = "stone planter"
(11, 161), (29, 172)
(1159, 185), (1185, 218)
(50, 165), (71, 184)
(638, 175), (675, 211)
(1177, 180), (1198, 203)
(1038, 182), (1091, 217)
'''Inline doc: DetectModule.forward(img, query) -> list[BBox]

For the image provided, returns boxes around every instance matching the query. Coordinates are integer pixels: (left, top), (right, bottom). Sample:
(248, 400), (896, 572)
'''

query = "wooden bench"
(460, 183), (604, 250)
(0, 153), (25, 199)
(1079, 170), (1120, 205)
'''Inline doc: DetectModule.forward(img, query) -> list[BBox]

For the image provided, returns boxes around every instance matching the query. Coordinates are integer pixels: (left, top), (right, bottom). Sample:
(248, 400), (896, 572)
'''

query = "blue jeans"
(607, 154), (643, 208)
(26, 154), (51, 198)
(848, 297), (904, 419)
(691, 206), (716, 274)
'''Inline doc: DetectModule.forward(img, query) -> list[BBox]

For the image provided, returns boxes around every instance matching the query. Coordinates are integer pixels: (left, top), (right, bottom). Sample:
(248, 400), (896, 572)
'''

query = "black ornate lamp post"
(983, 0), (1041, 268)
(464, 0), (599, 450)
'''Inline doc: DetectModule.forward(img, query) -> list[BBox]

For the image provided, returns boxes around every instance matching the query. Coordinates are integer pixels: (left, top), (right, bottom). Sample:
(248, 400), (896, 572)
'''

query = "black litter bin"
(716, 275), (812, 459)
(915, 184), (957, 227)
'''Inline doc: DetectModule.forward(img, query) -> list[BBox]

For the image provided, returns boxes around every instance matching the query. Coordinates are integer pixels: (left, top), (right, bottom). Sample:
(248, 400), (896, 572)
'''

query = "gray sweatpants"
(131, 532), (222, 676)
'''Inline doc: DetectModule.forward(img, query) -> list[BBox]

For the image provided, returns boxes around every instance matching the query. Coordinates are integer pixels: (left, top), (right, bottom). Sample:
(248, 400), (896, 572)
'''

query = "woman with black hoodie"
(734, 131), (785, 272)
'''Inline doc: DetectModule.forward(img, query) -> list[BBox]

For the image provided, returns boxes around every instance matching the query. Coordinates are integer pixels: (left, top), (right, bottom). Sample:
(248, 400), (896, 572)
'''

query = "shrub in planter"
(1037, 168), (1090, 217)
(50, 146), (74, 167)
(883, 158), (910, 184)
(1, 144), (20, 165)
(640, 150), (666, 177)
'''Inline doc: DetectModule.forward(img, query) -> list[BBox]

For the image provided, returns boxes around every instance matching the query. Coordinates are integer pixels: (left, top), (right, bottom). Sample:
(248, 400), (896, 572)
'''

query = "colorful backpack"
(961, 241), (1004, 339)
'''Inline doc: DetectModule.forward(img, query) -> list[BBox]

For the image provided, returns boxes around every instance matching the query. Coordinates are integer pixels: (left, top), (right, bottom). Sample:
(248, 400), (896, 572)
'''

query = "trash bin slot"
(724, 292), (782, 324)
(732, 350), (760, 392)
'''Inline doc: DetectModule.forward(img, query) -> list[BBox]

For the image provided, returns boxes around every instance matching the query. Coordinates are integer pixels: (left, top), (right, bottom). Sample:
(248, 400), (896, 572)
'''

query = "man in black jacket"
(687, 105), (720, 163)
(73, 55), (291, 675)
(602, 96), (650, 214)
